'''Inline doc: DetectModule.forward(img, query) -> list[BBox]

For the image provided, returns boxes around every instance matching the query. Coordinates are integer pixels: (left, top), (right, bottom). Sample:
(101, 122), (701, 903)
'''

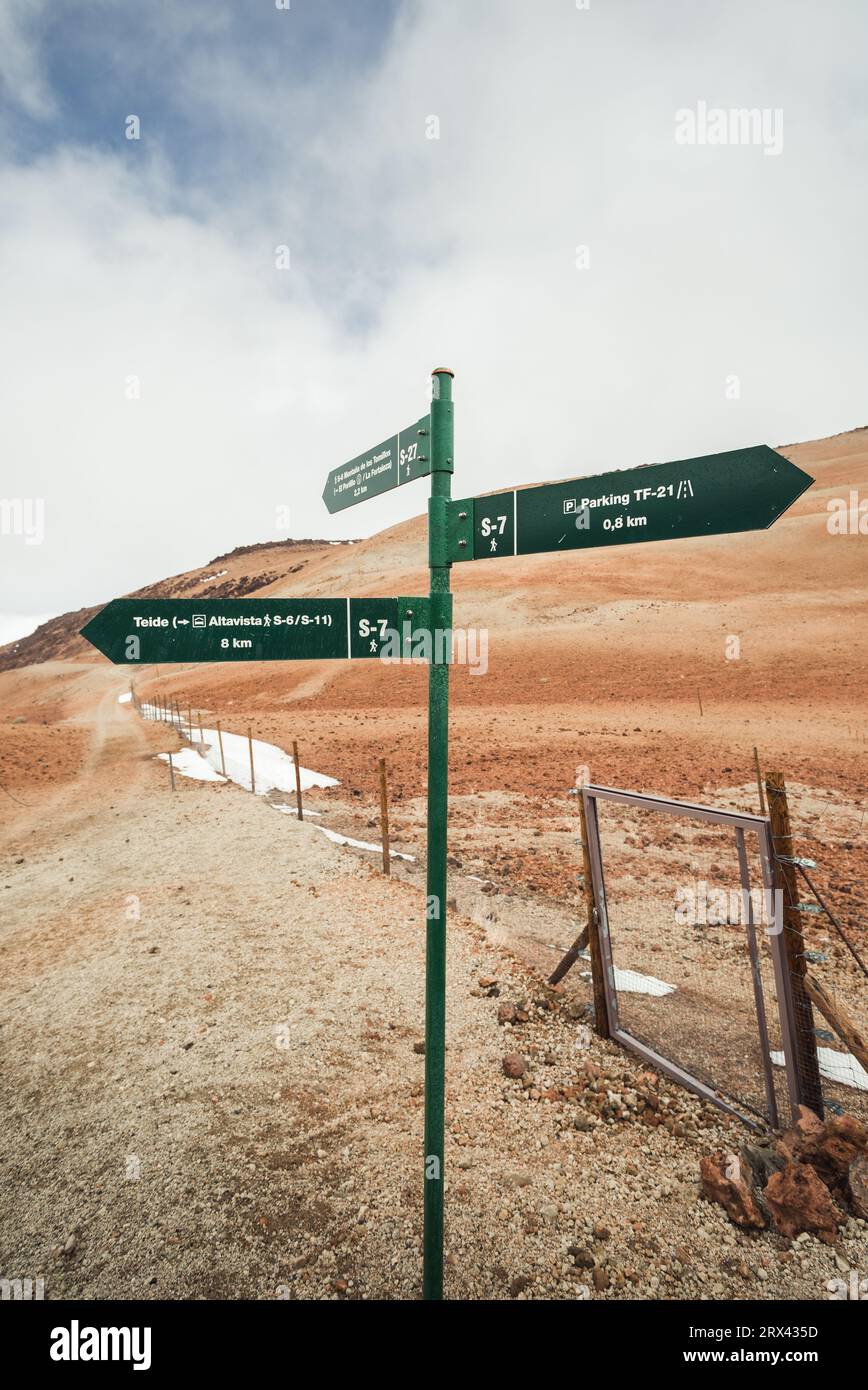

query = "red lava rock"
(781, 1110), (867, 1192)
(819, 1114), (868, 1184)
(502, 1053), (528, 1079)
(700, 1151), (766, 1229)
(763, 1161), (843, 1244)
(777, 1104), (825, 1163)
(848, 1150), (868, 1220)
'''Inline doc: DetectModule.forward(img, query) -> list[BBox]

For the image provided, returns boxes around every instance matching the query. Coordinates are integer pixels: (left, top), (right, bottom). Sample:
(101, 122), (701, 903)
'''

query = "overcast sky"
(1, 0), (866, 633)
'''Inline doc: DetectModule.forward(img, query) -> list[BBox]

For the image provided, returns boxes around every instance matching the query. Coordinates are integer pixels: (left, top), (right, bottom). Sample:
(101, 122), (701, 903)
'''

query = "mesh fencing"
(590, 796), (789, 1128)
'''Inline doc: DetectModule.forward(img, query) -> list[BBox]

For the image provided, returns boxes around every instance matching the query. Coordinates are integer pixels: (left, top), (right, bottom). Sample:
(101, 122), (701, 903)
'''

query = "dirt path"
(1, 695), (867, 1300)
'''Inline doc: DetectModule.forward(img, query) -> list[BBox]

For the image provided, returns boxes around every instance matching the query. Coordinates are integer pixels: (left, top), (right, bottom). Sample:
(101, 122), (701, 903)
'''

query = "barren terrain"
(1, 428), (866, 1298)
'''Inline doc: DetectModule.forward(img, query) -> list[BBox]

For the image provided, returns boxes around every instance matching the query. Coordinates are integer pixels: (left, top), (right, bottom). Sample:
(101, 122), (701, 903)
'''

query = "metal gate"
(583, 785), (803, 1130)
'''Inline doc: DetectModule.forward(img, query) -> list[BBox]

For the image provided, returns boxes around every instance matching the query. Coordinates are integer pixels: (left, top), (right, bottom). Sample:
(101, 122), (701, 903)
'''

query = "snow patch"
(579, 951), (675, 997)
(117, 692), (132, 704)
(771, 1048), (868, 1092)
(312, 824), (415, 862)
(187, 722), (338, 796)
(157, 749), (226, 782)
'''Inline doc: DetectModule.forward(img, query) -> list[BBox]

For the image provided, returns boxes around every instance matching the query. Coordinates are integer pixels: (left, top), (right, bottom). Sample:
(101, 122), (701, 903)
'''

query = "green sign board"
(450, 445), (813, 561)
(322, 416), (431, 513)
(80, 597), (424, 665)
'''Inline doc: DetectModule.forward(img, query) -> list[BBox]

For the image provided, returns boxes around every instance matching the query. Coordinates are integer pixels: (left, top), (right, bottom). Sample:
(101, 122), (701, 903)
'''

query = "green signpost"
(322, 416), (431, 513)
(81, 370), (815, 1302)
(80, 597), (423, 664)
(448, 445), (813, 562)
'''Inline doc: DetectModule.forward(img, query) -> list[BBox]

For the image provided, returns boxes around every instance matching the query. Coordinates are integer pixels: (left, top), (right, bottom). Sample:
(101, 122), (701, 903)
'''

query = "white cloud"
(1, 0), (867, 613)
(0, 0), (54, 120)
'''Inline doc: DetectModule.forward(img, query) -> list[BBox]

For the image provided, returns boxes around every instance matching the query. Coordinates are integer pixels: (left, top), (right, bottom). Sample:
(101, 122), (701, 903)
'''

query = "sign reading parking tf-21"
(80, 598), (425, 664)
(449, 445), (814, 561)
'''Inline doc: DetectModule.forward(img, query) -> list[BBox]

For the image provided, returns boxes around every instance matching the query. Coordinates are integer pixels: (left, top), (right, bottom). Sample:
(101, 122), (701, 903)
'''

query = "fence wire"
(591, 798), (789, 1128)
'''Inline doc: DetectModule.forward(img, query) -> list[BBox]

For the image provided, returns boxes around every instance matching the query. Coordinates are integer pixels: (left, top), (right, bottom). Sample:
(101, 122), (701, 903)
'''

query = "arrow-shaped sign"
(322, 416), (431, 513)
(81, 597), (427, 665)
(448, 445), (813, 561)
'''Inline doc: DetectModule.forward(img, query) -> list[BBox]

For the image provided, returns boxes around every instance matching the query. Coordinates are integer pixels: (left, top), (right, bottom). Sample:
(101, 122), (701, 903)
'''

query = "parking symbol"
(563, 499), (577, 515)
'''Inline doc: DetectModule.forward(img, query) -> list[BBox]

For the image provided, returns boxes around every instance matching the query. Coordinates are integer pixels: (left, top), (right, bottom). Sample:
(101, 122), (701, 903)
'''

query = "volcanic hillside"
(3, 428), (867, 697)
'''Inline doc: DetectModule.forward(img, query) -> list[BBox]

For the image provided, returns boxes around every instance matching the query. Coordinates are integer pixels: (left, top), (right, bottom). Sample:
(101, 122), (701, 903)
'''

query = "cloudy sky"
(1, 0), (866, 638)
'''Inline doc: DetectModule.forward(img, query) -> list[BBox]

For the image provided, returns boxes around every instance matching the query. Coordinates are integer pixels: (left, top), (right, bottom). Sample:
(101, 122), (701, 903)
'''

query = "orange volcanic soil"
(2, 427), (866, 904)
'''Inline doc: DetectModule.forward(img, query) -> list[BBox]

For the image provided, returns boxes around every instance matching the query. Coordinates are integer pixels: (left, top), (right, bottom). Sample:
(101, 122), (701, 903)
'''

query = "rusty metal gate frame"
(582, 784), (802, 1131)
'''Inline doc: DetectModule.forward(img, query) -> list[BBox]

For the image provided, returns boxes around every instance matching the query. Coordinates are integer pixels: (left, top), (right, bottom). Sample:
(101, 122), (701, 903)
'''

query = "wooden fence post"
(581, 793), (610, 1037)
(217, 721), (227, 778)
(754, 746), (766, 816)
(168, 752), (176, 792)
(766, 769), (824, 1116)
(248, 728), (256, 794)
(197, 713), (205, 747)
(803, 974), (868, 1076)
(292, 740), (304, 822)
(379, 757), (390, 874)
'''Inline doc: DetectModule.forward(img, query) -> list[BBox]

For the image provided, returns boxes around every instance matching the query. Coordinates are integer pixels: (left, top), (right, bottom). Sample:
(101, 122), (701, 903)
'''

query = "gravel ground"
(1, 693), (866, 1300)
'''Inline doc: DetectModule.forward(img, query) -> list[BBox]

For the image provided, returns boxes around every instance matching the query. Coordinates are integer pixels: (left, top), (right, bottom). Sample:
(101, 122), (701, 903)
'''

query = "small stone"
(502, 1053), (528, 1079)
(592, 1265), (610, 1291)
(503, 1170), (532, 1189)
(569, 1246), (595, 1269)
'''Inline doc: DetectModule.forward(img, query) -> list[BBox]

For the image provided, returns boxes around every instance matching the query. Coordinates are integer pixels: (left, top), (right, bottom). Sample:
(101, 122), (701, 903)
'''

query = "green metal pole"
(423, 366), (454, 1300)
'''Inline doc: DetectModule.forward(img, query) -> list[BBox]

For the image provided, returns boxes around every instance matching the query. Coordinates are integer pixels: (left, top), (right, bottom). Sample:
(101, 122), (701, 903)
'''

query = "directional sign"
(448, 445), (813, 561)
(322, 416), (431, 513)
(80, 597), (425, 665)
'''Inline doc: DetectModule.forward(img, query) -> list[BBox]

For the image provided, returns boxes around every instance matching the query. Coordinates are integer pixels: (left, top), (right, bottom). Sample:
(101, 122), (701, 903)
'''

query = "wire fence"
(587, 793), (791, 1128)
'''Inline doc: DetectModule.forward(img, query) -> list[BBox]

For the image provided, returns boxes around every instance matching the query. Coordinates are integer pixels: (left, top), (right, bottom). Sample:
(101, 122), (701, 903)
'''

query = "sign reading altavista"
(449, 445), (813, 561)
(322, 416), (431, 513)
(80, 597), (424, 664)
